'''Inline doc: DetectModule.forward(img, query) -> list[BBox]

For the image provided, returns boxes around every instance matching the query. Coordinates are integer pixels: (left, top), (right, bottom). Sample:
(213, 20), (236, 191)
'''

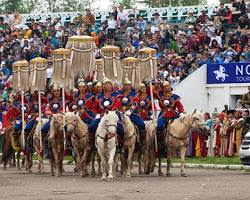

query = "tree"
(219, 0), (231, 4)
(139, 0), (207, 7)
(0, 0), (24, 13)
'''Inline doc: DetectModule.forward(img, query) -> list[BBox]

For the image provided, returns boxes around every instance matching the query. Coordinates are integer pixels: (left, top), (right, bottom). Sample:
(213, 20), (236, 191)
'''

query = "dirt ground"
(0, 164), (250, 200)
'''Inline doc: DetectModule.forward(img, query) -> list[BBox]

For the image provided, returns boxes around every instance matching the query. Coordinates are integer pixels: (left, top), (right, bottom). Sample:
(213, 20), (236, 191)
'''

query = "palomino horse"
(96, 110), (119, 180)
(1, 126), (23, 170)
(33, 118), (50, 174)
(165, 109), (207, 177)
(120, 113), (137, 177)
(49, 114), (65, 177)
(64, 112), (90, 177)
(144, 121), (157, 175)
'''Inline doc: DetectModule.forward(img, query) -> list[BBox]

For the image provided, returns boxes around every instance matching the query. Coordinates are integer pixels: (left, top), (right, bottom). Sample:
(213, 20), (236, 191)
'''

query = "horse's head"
(103, 110), (119, 135)
(52, 113), (64, 133)
(190, 109), (207, 132)
(64, 112), (79, 135)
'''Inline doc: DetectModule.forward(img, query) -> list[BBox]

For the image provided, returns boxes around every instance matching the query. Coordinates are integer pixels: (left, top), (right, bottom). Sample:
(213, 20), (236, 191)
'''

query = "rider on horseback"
(120, 77), (147, 147)
(8, 93), (28, 136)
(41, 84), (64, 139)
(73, 79), (95, 125)
(24, 91), (48, 135)
(88, 77), (125, 152)
(135, 83), (152, 121)
(155, 81), (184, 145)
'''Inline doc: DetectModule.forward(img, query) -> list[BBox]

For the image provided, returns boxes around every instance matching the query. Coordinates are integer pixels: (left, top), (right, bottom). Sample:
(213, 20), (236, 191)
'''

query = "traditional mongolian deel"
(207, 63), (250, 84)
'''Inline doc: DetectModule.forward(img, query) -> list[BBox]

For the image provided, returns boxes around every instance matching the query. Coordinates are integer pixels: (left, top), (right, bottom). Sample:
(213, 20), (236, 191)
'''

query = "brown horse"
(64, 112), (89, 177)
(49, 114), (65, 177)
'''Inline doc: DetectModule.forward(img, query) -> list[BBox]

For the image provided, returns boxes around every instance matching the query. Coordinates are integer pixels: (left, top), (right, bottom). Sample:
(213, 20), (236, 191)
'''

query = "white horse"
(165, 109), (207, 177)
(64, 112), (89, 177)
(33, 118), (50, 174)
(95, 110), (119, 180)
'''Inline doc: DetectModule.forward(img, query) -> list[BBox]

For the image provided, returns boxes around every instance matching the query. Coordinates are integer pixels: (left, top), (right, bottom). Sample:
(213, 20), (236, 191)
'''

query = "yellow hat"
(102, 77), (112, 85)
(52, 83), (60, 91)
(95, 82), (102, 87)
(139, 82), (146, 88)
(162, 81), (171, 87)
(123, 74), (131, 85)
(78, 78), (86, 86)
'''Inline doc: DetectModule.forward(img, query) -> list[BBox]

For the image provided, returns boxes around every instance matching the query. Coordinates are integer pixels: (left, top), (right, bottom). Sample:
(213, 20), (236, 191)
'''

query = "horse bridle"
(169, 116), (205, 141)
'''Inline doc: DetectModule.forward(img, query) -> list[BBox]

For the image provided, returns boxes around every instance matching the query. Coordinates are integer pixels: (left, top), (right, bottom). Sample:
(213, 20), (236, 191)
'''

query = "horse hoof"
(91, 171), (96, 177)
(50, 172), (55, 176)
(139, 171), (143, 175)
(158, 171), (163, 176)
(145, 170), (150, 175)
(108, 175), (114, 179)
(166, 173), (171, 177)
(27, 169), (32, 173)
(101, 177), (107, 181)
(126, 174), (132, 178)
(181, 173), (188, 177)
(74, 167), (78, 173)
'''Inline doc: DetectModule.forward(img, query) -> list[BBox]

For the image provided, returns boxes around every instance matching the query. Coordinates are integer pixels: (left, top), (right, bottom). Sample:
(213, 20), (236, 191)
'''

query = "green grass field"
(171, 157), (241, 165)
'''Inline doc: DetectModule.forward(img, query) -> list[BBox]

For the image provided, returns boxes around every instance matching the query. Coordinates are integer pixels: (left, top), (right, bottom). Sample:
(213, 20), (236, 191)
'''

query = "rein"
(97, 133), (116, 142)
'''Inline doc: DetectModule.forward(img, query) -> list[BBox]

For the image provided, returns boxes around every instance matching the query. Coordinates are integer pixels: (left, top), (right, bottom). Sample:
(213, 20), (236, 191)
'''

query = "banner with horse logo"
(207, 63), (250, 84)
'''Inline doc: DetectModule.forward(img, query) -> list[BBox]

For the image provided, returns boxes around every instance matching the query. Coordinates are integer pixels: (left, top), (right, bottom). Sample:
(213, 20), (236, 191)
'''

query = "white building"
(174, 64), (249, 113)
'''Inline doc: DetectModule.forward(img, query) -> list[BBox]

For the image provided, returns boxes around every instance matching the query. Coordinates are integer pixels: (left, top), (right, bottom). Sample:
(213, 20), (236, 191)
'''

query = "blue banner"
(207, 63), (250, 84)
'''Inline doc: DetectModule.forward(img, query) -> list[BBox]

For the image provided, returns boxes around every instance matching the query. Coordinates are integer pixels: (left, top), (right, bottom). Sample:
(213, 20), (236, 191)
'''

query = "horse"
(33, 118), (50, 174)
(120, 113), (137, 177)
(64, 112), (90, 177)
(165, 109), (207, 177)
(143, 120), (157, 175)
(49, 113), (65, 177)
(95, 110), (119, 180)
(1, 126), (24, 170)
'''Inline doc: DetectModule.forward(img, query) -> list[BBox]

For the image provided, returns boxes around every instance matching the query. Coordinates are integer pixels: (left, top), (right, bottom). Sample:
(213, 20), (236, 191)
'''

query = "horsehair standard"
(29, 57), (48, 93)
(138, 48), (157, 80)
(66, 35), (96, 78)
(52, 48), (72, 90)
(12, 60), (30, 92)
(94, 59), (103, 82)
(121, 57), (141, 89)
(101, 45), (122, 83)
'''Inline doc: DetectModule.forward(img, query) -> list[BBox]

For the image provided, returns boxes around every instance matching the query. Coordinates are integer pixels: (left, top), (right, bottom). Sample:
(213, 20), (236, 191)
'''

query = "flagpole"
(21, 91), (25, 151)
(62, 86), (67, 155)
(38, 90), (43, 156)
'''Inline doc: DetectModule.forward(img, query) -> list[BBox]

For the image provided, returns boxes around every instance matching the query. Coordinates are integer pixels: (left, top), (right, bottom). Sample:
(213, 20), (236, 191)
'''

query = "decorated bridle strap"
(97, 133), (116, 142)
